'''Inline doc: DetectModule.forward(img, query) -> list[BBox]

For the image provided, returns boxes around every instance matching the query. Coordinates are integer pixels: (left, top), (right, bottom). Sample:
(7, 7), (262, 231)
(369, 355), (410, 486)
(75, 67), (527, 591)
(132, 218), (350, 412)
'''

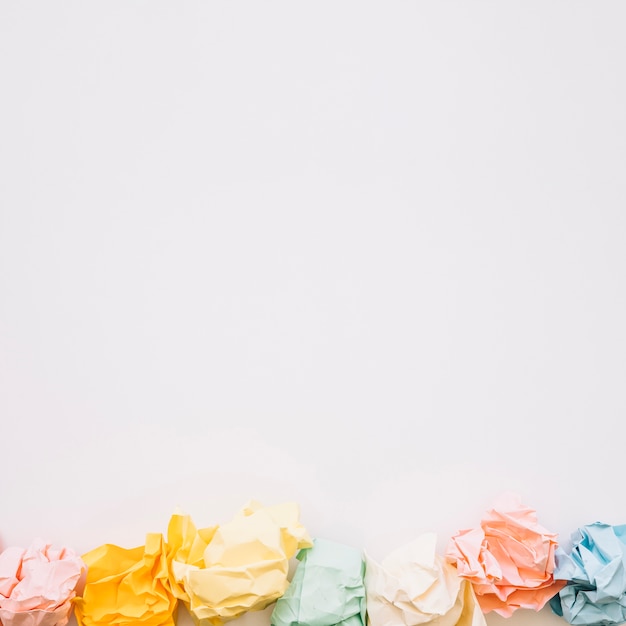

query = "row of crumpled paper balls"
(1, 496), (625, 626)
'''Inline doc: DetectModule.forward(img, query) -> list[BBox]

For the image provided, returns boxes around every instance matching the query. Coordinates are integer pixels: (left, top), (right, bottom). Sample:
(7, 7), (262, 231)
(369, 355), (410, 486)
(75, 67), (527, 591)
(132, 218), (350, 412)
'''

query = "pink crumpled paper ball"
(446, 493), (566, 617)
(0, 539), (86, 626)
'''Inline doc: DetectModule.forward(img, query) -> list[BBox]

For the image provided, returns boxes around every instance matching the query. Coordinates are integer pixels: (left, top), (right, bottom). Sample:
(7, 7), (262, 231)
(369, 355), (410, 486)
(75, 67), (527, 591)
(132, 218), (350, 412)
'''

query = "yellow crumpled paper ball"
(74, 533), (177, 626)
(168, 501), (312, 626)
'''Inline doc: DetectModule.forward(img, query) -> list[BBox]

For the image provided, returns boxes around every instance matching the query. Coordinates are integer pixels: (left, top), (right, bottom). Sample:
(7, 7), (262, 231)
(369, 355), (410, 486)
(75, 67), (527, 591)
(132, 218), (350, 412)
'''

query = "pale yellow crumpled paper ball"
(168, 501), (312, 626)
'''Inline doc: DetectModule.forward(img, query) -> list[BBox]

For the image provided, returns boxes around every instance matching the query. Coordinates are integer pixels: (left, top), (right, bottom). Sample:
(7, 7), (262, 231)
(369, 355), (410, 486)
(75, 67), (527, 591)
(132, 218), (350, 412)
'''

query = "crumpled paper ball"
(0, 538), (85, 626)
(365, 533), (486, 626)
(74, 533), (176, 626)
(271, 538), (366, 626)
(446, 493), (565, 617)
(168, 501), (312, 626)
(550, 522), (626, 626)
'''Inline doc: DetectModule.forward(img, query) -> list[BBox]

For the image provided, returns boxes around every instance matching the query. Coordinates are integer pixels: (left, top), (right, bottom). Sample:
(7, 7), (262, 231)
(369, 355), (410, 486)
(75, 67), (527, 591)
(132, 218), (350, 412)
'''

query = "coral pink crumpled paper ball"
(446, 494), (565, 617)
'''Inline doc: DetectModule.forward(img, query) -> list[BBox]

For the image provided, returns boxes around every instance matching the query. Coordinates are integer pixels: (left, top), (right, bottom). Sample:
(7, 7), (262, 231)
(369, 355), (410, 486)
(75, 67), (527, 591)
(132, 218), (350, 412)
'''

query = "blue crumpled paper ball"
(550, 522), (626, 626)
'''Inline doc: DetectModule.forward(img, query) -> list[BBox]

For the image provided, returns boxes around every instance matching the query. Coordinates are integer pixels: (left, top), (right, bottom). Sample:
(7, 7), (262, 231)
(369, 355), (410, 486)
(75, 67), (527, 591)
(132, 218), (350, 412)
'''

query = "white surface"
(1, 2), (625, 625)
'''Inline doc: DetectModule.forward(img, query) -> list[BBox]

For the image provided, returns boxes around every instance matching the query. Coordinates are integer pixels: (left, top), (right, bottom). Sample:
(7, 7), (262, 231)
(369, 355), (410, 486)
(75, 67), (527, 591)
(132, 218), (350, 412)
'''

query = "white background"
(1, 2), (626, 625)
